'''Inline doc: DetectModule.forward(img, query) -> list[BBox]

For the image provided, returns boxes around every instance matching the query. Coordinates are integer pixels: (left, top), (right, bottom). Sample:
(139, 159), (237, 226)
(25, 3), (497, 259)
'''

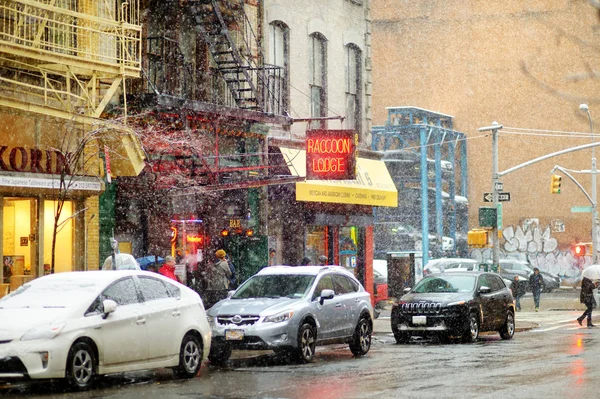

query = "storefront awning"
(279, 148), (398, 207)
(102, 130), (146, 177)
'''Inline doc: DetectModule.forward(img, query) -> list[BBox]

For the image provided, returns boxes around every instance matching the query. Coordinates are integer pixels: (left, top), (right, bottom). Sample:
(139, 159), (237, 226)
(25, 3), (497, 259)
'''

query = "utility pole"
(580, 104), (597, 264)
(479, 122), (503, 269)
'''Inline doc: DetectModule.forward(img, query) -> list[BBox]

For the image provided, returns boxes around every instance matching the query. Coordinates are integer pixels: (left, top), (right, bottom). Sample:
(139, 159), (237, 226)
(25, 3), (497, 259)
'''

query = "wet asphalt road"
(3, 290), (600, 399)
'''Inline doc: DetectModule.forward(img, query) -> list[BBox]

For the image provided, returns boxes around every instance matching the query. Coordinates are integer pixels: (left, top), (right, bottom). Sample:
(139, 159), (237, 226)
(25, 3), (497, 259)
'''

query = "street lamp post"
(580, 104), (597, 264)
(478, 121), (504, 269)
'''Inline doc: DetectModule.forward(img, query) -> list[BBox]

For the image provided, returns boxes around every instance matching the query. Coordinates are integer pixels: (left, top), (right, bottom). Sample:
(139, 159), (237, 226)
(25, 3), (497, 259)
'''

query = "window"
(139, 277), (171, 301)
(101, 277), (139, 306)
(333, 274), (358, 294)
(345, 44), (362, 136)
(312, 274), (334, 300)
(309, 33), (327, 129)
(269, 22), (289, 115)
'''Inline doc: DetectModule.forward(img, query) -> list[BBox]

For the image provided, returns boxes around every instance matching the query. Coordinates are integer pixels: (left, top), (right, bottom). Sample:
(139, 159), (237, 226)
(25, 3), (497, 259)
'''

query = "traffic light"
(468, 229), (489, 247)
(574, 244), (586, 256)
(550, 174), (562, 194)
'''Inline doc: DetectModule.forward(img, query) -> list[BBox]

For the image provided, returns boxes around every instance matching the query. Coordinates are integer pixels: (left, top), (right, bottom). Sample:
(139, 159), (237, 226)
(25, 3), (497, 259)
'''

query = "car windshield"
(0, 279), (98, 308)
(232, 274), (316, 299)
(412, 275), (476, 293)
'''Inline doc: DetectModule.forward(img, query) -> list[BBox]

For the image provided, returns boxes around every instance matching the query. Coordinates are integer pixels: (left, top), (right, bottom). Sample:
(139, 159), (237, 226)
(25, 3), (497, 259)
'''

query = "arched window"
(268, 21), (289, 115)
(345, 44), (362, 137)
(309, 33), (327, 129)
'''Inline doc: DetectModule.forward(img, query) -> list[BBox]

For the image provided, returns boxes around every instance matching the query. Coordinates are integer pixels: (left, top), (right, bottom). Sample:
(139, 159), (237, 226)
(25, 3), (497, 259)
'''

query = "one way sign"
(483, 192), (511, 202)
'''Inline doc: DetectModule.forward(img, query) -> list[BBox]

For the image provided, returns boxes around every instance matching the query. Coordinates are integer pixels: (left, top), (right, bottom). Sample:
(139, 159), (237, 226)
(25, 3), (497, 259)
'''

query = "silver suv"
(206, 266), (374, 364)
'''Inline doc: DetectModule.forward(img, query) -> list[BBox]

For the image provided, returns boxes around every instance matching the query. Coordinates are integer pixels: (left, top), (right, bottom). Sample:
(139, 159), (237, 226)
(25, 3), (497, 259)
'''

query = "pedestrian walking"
(268, 248), (276, 266)
(529, 267), (545, 311)
(225, 254), (237, 289)
(511, 275), (526, 311)
(318, 255), (328, 266)
(577, 277), (598, 327)
(158, 255), (180, 283)
(203, 249), (233, 309)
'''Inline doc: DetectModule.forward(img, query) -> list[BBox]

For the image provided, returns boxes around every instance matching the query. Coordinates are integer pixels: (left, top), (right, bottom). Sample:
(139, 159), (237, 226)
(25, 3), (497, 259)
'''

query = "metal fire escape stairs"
(184, 0), (262, 111)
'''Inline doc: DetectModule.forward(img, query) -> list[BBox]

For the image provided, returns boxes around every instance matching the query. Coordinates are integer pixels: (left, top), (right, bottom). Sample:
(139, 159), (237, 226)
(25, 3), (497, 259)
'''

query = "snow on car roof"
(257, 265), (355, 277)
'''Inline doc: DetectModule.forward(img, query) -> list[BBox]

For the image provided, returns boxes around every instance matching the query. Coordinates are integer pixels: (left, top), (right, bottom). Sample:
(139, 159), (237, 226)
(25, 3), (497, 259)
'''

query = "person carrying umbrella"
(578, 277), (599, 327)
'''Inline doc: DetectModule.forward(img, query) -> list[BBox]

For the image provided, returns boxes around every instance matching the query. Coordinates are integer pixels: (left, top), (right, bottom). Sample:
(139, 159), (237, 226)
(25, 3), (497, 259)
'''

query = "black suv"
(391, 272), (515, 343)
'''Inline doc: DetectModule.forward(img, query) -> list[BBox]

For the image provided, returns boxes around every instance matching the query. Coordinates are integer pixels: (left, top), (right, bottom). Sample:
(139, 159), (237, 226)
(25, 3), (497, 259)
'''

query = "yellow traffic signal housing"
(468, 229), (489, 247)
(550, 174), (562, 194)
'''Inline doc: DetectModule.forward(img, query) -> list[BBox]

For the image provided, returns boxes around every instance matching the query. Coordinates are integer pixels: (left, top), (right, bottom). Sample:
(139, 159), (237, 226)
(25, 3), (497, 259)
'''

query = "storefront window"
(43, 200), (73, 273)
(305, 225), (327, 265)
(3, 199), (33, 286)
(339, 226), (358, 271)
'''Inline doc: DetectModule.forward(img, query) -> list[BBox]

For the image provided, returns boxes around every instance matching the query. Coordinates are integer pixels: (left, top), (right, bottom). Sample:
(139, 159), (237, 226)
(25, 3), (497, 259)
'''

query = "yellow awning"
(279, 148), (398, 207)
(101, 130), (146, 177)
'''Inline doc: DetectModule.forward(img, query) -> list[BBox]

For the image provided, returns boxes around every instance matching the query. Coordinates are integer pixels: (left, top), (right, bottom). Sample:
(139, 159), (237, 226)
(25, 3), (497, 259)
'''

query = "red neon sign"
(306, 130), (356, 180)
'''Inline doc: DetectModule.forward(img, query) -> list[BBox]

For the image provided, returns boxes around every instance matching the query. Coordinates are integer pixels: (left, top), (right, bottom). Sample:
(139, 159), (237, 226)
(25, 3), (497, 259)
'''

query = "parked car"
(0, 270), (211, 390)
(499, 260), (561, 292)
(391, 271), (515, 343)
(207, 265), (374, 364)
(423, 258), (479, 275)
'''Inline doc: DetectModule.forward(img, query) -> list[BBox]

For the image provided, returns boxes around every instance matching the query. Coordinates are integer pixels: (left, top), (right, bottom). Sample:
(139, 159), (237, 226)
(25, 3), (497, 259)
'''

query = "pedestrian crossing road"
(517, 310), (598, 332)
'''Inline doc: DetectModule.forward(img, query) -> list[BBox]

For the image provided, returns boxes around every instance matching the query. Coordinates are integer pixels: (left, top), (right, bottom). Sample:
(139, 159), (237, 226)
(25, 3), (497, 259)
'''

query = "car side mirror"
(319, 289), (335, 305)
(102, 299), (117, 319)
(403, 287), (411, 294)
(227, 290), (235, 298)
(479, 286), (491, 294)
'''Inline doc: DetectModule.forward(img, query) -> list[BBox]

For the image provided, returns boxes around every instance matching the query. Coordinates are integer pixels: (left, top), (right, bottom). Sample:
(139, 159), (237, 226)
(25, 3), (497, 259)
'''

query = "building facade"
(263, 0), (398, 299)
(0, 0), (144, 291)
(371, 1), (600, 275)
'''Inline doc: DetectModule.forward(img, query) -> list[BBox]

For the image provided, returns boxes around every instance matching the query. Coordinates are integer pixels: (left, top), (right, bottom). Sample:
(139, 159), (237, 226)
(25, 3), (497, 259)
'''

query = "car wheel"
(349, 316), (372, 356)
(65, 342), (97, 391)
(463, 313), (479, 343)
(175, 334), (203, 378)
(295, 323), (316, 363)
(208, 343), (232, 366)
(499, 311), (515, 340)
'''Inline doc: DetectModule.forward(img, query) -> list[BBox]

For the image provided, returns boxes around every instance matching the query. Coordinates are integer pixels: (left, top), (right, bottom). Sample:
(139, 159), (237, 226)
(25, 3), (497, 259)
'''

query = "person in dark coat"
(529, 267), (545, 311)
(577, 277), (598, 327)
(511, 275), (526, 311)
(300, 257), (311, 266)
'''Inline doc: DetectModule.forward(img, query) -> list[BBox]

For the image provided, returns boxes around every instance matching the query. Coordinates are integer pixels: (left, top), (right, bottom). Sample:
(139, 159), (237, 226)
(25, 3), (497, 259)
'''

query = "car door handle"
(355, 298), (360, 302)
(172, 310), (181, 317)
(136, 318), (146, 325)
(335, 303), (343, 308)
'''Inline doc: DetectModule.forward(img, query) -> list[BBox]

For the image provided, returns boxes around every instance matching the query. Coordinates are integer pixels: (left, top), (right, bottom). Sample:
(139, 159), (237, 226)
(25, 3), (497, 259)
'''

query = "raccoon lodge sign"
(0, 146), (71, 175)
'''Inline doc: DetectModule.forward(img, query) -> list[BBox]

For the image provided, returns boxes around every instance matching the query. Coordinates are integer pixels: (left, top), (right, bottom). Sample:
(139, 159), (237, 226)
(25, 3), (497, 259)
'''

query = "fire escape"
(135, 0), (297, 192)
(0, 0), (144, 175)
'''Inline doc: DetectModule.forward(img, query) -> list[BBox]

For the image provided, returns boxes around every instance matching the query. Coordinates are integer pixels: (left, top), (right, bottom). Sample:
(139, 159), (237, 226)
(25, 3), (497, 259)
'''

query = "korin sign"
(305, 130), (356, 180)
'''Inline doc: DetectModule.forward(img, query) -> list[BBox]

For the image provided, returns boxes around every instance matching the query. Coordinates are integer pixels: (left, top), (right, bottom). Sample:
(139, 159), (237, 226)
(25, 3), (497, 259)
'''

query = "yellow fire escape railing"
(0, 0), (141, 120)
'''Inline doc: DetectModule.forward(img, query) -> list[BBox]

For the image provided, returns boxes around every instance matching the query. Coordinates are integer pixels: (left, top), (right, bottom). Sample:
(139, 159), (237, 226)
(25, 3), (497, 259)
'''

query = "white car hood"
(0, 307), (69, 341)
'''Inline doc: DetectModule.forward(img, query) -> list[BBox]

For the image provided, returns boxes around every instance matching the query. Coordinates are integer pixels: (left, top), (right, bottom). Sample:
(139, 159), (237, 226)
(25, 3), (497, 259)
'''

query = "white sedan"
(0, 270), (211, 390)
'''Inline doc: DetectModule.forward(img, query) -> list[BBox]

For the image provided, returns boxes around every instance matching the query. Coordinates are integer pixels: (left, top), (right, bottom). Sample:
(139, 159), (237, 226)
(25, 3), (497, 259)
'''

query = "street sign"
(495, 182), (503, 191)
(483, 192), (511, 202)
(571, 206), (593, 213)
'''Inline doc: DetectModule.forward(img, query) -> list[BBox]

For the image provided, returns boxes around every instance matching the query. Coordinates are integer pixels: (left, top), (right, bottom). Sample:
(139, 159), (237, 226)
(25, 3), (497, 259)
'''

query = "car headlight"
(21, 322), (65, 341)
(206, 315), (215, 324)
(263, 311), (294, 323)
(446, 301), (466, 307)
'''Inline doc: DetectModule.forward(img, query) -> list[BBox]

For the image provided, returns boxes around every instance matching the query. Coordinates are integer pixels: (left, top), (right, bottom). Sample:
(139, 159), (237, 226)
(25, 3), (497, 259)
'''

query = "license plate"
(225, 329), (244, 341)
(412, 316), (427, 325)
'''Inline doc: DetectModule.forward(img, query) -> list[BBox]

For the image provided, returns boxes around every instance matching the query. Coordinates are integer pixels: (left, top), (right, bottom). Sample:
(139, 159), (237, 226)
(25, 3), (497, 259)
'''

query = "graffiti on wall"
(470, 219), (589, 283)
